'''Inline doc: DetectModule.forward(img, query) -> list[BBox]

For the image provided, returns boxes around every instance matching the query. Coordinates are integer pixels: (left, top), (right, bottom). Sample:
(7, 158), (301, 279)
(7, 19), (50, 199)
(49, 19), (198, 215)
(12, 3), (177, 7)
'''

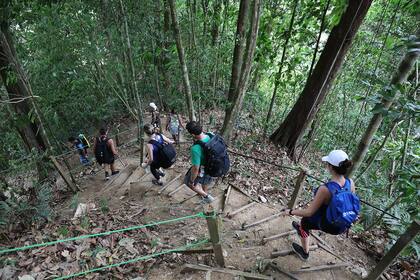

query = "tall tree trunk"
(401, 62), (417, 168)
(270, 0), (372, 157)
(211, 0), (222, 46)
(0, 22), (51, 176)
(355, 119), (402, 180)
(119, 0), (145, 162)
(221, 0), (261, 141)
(263, 0), (298, 137)
(167, 0), (196, 121)
(348, 35), (420, 176)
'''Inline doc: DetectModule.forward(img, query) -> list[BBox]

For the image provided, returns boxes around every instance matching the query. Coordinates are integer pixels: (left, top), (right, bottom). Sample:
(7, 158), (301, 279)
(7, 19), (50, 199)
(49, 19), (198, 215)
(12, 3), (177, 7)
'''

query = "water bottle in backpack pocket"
(325, 179), (360, 234)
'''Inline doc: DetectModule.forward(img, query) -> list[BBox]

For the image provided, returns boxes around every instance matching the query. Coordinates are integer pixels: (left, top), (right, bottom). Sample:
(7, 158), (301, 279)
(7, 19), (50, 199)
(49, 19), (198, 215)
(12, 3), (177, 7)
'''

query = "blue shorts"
(184, 167), (213, 187)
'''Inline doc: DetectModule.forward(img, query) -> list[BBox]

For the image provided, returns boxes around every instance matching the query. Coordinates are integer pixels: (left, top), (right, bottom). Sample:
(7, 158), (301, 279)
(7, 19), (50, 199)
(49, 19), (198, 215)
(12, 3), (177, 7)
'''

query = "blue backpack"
(325, 179), (360, 233)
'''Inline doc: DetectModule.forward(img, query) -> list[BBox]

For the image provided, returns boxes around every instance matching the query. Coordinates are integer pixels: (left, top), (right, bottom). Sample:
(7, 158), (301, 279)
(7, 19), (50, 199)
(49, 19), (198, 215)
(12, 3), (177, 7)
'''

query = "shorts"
(299, 208), (342, 237)
(169, 126), (180, 136)
(96, 156), (115, 165)
(184, 167), (213, 187)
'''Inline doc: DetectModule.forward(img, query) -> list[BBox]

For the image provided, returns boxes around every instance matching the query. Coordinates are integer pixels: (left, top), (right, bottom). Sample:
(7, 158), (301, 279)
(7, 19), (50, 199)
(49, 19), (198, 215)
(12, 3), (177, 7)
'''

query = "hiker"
(281, 150), (360, 261)
(68, 135), (90, 165)
(184, 121), (230, 204)
(141, 124), (176, 186)
(166, 108), (184, 144)
(94, 128), (119, 180)
(149, 102), (161, 129)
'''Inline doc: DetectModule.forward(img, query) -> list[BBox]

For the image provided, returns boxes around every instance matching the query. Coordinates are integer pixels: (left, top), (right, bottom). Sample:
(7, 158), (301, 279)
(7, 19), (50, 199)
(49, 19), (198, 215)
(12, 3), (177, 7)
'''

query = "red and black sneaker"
(292, 242), (309, 261)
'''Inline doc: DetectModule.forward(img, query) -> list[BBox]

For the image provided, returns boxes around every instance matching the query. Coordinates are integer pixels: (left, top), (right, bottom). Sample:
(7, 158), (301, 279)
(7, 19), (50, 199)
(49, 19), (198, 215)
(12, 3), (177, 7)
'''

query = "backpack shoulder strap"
(193, 133), (211, 148)
(149, 139), (163, 149)
(343, 178), (351, 192)
(325, 181), (341, 195)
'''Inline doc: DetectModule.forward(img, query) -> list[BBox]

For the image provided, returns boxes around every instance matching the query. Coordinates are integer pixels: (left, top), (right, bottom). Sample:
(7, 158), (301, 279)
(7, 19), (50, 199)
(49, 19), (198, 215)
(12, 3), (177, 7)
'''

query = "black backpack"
(149, 134), (176, 169)
(95, 137), (112, 162)
(195, 133), (230, 177)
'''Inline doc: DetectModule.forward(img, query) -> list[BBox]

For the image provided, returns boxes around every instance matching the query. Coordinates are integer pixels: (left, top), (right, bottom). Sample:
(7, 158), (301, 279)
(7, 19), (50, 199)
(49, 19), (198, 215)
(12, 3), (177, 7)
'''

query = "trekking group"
(68, 102), (360, 261)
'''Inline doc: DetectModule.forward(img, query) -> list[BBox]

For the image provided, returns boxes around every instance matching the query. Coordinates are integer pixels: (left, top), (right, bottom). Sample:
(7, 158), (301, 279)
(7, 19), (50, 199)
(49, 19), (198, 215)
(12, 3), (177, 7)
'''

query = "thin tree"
(221, 0), (261, 141)
(167, 0), (196, 121)
(263, 0), (298, 137)
(119, 0), (145, 161)
(270, 0), (373, 157)
(348, 35), (420, 176)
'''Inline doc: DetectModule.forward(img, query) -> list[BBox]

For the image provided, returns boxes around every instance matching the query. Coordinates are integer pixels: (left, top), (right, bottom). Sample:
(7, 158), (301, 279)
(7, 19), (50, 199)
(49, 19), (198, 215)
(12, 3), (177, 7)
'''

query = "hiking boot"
(202, 194), (215, 204)
(292, 242), (309, 261)
(105, 171), (110, 181)
(152, 179), (163, 186)
(111, 171), (120, 176)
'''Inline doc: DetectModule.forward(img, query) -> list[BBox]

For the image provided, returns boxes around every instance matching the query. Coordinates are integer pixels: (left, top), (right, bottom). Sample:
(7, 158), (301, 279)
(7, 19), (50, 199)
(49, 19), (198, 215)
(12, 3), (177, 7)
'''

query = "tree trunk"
(0, 23), (51, 168)
(348, 35), (420, 176)
(167, 0), (196, 121)
(211, 0), (222, 46)
(119, 0), (145, 162)
(270, 0), (372, 158)
(355, 119), (402, 180)
(400, 61), (417, 168)
(263, 0), (298, 136)
(221, 0), (261, 141)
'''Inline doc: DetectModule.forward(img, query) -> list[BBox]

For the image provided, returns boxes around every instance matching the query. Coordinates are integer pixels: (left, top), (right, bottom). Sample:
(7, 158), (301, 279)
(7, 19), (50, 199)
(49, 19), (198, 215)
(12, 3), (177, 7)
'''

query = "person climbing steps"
(142, 124), (176, 186)
(184, 121), (230, 204)
(94, 128), (119, 180)
(281, 150), (360, 262)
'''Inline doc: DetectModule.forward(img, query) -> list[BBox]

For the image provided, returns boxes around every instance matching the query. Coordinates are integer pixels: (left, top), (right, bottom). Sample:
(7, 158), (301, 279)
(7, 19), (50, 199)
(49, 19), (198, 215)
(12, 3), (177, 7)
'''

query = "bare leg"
(110, 162), (116, 173)
(301, 236), (310, 253)
(190, 183), (208, 197)
(202, 184), (209, 194)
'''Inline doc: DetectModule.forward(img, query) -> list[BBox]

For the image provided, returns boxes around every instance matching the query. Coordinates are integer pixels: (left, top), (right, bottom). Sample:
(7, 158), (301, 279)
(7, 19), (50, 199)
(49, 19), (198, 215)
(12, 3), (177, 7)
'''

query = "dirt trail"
(56, 121), (371, 280)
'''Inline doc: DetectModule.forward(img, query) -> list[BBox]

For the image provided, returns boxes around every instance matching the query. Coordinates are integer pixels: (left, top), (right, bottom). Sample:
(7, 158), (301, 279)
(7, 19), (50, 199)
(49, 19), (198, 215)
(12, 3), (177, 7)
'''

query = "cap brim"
(321, 156), (329, 162)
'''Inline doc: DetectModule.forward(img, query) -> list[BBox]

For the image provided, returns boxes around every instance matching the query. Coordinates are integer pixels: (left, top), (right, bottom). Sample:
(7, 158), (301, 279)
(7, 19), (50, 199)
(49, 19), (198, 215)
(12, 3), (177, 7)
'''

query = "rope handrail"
(0, 211), (213, 254)
(54, 238), (210, 280)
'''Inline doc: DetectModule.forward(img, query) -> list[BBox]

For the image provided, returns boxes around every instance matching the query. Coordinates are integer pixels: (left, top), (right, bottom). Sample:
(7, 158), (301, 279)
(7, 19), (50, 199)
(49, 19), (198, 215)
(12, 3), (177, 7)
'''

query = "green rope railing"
(0, 212), (213, 254)
(54, 238), (210, 280)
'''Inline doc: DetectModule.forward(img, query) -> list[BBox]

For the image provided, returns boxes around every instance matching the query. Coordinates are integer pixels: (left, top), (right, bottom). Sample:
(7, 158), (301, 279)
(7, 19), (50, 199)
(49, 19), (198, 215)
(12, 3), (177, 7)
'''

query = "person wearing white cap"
(281, 149), (359, 261)
(149, 102), (161, 129)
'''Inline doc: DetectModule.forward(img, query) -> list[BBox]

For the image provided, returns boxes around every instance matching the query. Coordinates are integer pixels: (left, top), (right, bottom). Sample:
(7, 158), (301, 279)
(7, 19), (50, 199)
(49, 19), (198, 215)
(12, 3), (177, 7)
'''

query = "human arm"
(161, 134), (175, 144)
(107, 139), (118, 156)
(188, 165), (200, 187)
(178, 114), (184, 129)
(282, 185), (330, 218)
(143, 144), (153, 165)
(166, 115), (170, 131)
(188, 145), (201, 186)
(93, 138), (97, 155)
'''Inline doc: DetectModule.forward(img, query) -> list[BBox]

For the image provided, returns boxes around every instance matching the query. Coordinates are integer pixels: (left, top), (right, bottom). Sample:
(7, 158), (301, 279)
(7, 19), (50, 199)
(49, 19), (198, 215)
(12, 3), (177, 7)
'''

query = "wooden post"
(288, 169), (307, 209)
(366, 220), (420, 280)
(49, 156), (78, 192)
(206, 211), (225, 267)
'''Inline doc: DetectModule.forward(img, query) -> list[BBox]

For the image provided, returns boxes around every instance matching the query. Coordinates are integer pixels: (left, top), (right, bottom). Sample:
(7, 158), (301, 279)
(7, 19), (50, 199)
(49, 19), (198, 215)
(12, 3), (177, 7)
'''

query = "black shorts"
(96, 156), (115, 165)
(300, 209), (342, 236)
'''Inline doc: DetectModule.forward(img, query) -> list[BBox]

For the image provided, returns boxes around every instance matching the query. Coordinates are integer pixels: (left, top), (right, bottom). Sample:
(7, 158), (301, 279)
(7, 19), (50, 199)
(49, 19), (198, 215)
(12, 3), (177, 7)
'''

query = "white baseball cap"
(322, 150), (349, 167)
(149, 102), (157, 110)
